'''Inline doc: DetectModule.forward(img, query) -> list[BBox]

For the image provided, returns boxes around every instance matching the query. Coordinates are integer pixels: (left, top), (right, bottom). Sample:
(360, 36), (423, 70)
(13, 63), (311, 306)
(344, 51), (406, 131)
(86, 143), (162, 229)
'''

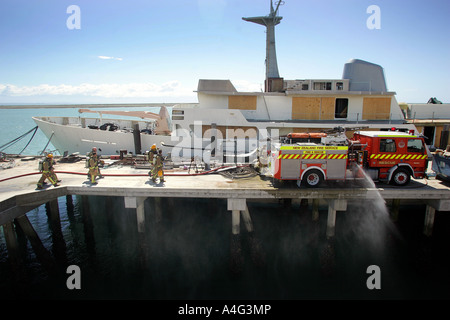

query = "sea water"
(1, 108), (450, 300)
(1, 192), (450, 300)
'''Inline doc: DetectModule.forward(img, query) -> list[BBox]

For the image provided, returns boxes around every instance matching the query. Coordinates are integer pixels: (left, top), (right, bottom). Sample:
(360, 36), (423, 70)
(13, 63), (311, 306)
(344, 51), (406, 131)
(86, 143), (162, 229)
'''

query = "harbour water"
(1, 194), (450, 300)
(1, 107), (450, 300)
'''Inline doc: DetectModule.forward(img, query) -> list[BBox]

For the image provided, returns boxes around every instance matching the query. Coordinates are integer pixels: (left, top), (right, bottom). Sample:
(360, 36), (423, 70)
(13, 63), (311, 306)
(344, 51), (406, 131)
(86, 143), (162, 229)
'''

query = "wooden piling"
(45, 198), (67, 265)
(15, 214), (56, 272)
(66, 195), (74, 213)
(154, 197), (162, 224)
(228, 199), (247, 273)
(13, 219), (28, 255)
(242, 205), (265, 267)
(241, 206), (253, 233)
(2, 221), (21, 268)
(424, 205), (436, 237)
(300, 198), (309, 208)
(311, 199), (319, 222)
(230, 209), (242, 273)
(136, 198), (146, 233)
(326, 199), (347, 239)
(232, 210), (240, 235)
(81, 195), (96, 262)
(326, 207), (337, 239)
(390, 199), (400, 222)
(104, 196), (115, 233)
(227, 200), (265, 269)
(124, 196), (147, 232)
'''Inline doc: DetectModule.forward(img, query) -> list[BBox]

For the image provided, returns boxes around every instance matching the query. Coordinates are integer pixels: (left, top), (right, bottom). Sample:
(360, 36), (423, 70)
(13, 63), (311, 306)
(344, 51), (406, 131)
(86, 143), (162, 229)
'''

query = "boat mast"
(243, 0), (284, 92)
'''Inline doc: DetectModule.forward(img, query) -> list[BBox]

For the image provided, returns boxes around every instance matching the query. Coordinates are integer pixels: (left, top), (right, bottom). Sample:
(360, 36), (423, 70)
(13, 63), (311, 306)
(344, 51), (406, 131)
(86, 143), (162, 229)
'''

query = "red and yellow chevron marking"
(327, 154), (347, 160)
(370, 154), (427, 160)
(278, 154), (301, 160)
(303, 154), (327, 160)
(277, 153), (346, 160)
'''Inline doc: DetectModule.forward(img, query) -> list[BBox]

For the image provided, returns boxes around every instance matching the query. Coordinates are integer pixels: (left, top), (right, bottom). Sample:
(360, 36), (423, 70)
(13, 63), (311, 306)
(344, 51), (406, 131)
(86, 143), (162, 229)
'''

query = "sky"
(0, 0), (449, 104)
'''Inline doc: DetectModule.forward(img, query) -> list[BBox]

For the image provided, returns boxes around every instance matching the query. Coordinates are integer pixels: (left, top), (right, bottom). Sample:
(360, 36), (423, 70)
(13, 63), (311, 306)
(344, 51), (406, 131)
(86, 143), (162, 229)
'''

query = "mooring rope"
(0, 126), (38, 153)
(39, 131), (54, 155)
(18, 126), (39, 155)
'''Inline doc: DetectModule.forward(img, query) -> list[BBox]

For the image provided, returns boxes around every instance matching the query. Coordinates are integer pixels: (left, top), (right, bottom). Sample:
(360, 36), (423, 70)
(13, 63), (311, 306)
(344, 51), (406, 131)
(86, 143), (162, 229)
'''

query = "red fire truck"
(268, 129), (431, 187)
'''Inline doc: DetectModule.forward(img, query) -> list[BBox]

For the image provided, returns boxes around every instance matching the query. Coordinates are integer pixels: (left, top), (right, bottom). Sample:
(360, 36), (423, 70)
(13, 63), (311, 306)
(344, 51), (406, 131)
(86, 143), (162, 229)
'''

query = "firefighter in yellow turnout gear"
(147, 144), (158, 175)
(88, 149), (103, 184)
(151, 149), (165, 183)
(148, 144), (158, 164)
(37, 154), (60, 189)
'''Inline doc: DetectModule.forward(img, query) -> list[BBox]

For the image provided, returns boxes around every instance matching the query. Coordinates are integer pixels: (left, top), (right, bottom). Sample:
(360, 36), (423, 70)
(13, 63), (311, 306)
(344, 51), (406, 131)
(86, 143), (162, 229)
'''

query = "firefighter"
(88, 148), (102, 184)
(147, 144), (158, 176)
(151, 149), (165, 183)
(37, 153), (60, 189)
(87, 147), (103, 180)
(87, 147), (105, 179)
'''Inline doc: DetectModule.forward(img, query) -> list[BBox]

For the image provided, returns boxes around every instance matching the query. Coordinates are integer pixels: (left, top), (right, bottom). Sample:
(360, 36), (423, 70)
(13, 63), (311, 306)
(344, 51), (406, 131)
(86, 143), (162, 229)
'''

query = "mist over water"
(326, 164), (405, 294)
(342, 164), (401, 258)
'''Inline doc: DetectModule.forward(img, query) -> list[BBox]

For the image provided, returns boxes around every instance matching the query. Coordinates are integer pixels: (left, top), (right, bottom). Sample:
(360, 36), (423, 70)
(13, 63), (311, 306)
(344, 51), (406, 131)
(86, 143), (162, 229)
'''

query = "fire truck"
(268, 128), (432, 187)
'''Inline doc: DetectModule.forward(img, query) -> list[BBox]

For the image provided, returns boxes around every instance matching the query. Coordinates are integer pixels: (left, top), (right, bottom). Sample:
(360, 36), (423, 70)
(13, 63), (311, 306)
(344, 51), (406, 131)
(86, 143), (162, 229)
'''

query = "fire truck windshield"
(407, 139), (425, 153)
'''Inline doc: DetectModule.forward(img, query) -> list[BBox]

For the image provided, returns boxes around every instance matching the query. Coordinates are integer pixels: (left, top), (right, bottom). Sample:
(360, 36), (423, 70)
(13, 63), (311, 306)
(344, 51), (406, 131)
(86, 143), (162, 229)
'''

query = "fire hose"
(0, 165), (255, 183)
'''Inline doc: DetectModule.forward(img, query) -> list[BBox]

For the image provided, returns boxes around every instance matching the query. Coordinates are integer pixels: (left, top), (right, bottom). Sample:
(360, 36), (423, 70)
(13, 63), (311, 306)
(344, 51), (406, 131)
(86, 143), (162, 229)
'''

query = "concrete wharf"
(1, 156), (450, 272)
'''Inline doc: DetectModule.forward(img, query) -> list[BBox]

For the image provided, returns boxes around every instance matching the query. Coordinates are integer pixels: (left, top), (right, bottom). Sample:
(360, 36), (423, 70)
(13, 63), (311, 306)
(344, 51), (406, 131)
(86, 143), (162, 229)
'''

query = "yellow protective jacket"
(89, 156), (98, 169)
(155, 154), (163, 168)
(42, 159), (54, 173)
(148, 149), (157, 164)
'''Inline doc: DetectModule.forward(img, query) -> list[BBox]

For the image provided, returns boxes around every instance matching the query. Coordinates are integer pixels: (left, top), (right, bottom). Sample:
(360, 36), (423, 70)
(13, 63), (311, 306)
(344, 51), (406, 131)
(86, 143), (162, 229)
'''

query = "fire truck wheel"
(302, 169), (324, 188)
(391, 168), (411, 186)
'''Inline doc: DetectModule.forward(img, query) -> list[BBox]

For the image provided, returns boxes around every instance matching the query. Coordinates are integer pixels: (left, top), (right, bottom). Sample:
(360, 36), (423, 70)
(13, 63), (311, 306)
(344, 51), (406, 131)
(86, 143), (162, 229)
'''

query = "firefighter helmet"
(151, 144), (157, 150)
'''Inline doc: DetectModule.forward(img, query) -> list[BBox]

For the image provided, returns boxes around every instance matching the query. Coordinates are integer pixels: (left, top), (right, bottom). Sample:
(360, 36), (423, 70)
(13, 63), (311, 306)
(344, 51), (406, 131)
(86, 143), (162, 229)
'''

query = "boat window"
(407, 139), (424, 153)
(336, 82), (344, 90)
(313, 82), (332, 90)
(302, 84), (309, 90)
(380, 139), (396, 152)
(335, 98), (348, 118)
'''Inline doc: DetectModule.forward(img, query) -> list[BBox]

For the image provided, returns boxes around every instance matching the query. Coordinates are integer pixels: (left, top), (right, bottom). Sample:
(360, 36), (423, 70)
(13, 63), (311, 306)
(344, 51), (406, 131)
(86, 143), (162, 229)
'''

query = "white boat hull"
(33, 116), (176, 156)
(32, 116), (257, 163)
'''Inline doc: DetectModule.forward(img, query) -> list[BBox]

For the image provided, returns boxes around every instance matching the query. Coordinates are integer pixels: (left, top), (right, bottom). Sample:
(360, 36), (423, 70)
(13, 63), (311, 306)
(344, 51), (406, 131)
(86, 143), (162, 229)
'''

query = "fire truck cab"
(268, 129), (431, 188)
(351, 131), (431, 186)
